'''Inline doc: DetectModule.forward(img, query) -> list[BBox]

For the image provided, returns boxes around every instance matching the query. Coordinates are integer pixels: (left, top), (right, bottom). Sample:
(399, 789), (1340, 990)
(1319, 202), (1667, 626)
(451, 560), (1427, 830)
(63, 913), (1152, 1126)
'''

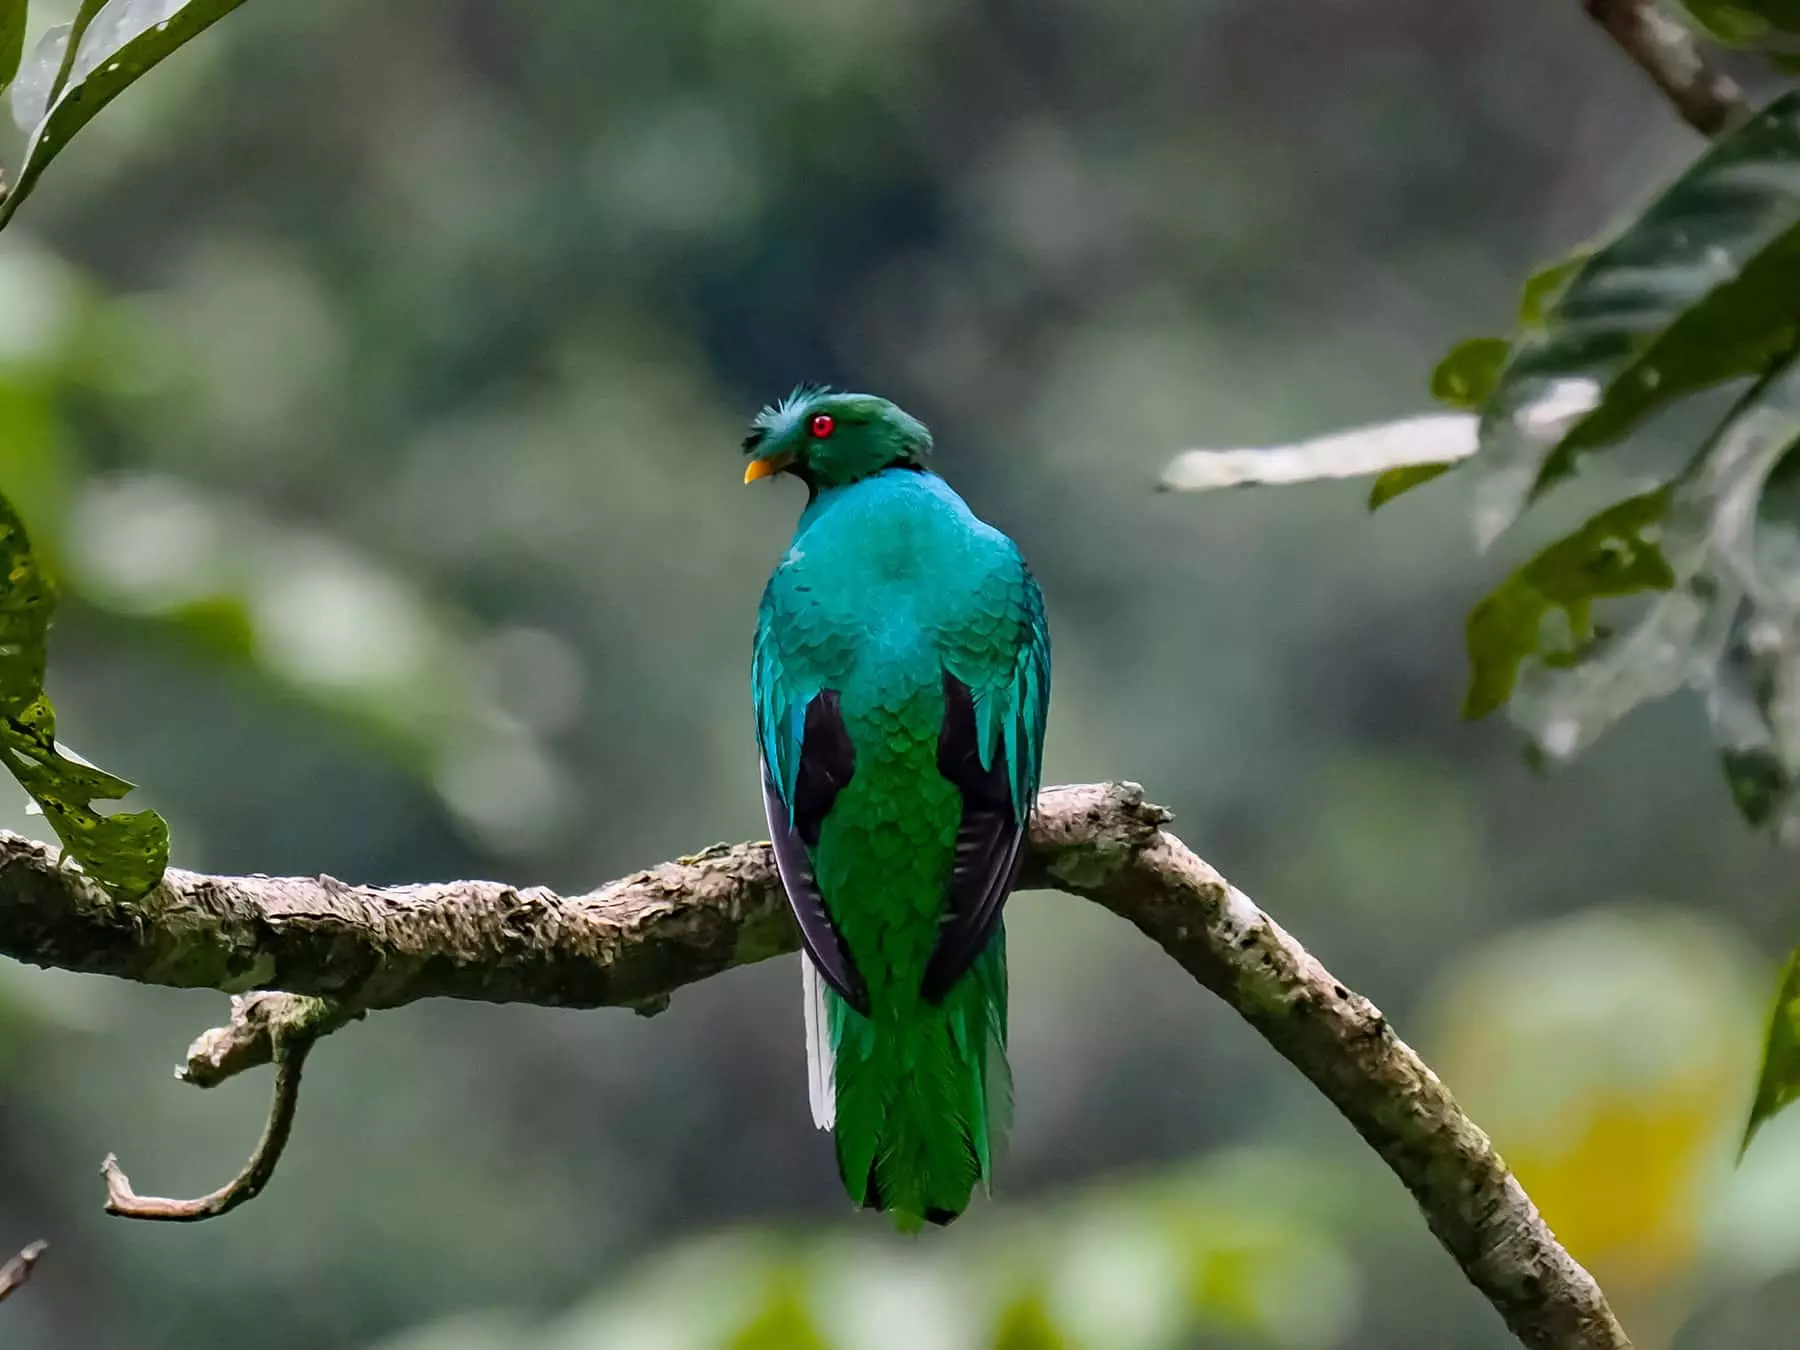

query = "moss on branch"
(0, 783), (1630, 1349)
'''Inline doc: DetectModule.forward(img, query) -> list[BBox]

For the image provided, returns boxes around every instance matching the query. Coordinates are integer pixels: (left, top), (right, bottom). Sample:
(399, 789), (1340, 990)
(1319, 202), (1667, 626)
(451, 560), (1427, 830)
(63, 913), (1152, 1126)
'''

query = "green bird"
(745, 386), (1050, 1229)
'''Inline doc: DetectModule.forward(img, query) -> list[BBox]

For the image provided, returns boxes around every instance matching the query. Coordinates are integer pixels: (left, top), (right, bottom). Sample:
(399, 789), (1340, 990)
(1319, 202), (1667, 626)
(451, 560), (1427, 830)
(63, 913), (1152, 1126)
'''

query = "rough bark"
(1583, 0), (1752, 137)
(0, 782), (1629, 1350)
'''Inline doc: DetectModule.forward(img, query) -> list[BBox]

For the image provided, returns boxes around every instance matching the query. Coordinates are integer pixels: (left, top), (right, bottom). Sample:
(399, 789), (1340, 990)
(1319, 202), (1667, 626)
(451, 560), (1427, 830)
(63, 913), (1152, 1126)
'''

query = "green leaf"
(1368, 460), (1452, 510)
(1463, 489), (1677, 720)
(8, 23), (63, 132)
(1712, 601), (1795, 827)
(1403, 250), (1593, 507)
(1430, 337), (1508, 410)
(1745, 941), (1800, 1150)
(1682, 0), (1775, 41)
(0, 0), (25, 94)
(1518, 249), (1593, 330)
(0, 493), (166, 899)
(1470, 91), (1800, 545)
(1161, 414), (1475, 493)
(1707, 437), (1800, 829)
(1424, 253), (1591, 416)
(1485, 355), (1800, 806)
(1681, 0), (1800, 41)
(0, 0), (250, 230)
(1177, 247), (1593, 505)
(47, 0), (107, 109)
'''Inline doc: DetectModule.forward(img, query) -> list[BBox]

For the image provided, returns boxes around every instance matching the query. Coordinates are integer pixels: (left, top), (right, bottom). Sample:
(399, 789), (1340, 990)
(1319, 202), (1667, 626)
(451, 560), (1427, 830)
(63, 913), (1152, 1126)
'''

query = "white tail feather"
(802, 958), (836, 1130)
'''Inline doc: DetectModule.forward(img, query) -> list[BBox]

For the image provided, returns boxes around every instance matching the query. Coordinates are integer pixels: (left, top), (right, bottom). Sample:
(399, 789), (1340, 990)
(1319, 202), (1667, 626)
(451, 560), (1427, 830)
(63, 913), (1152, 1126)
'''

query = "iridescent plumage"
(746, 388), (1050, 1227)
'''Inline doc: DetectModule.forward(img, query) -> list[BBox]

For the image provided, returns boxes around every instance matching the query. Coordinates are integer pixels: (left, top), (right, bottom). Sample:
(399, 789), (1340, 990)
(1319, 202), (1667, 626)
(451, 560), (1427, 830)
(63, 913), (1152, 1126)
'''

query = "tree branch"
(0, 783), (1628, 1350)
(0, 1241), (46, 1305)
(102, 998), (334, 1221)
(1583, 0), (1752, 137)
(177, 992), (358, 1088)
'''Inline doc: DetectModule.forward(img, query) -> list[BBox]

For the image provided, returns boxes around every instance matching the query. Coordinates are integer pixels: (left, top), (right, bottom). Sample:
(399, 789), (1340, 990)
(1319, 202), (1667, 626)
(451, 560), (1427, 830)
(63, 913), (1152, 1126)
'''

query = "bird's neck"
(796, 466), (939, 531)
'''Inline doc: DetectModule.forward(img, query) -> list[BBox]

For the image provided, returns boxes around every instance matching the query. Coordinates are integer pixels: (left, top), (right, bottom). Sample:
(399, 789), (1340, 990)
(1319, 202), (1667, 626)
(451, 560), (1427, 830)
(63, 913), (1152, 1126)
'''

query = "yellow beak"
(744, 453), (792, 484)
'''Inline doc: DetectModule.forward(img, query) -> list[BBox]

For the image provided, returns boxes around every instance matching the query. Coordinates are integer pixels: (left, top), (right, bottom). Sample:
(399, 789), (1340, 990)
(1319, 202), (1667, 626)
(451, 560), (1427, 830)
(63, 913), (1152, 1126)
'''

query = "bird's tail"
(804, 927), (1010, 1229)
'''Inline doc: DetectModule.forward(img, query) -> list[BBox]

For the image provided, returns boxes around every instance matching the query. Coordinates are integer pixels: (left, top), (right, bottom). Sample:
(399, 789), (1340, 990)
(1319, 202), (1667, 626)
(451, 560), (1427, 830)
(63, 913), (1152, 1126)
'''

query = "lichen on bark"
(0, 783), (1630, 1349)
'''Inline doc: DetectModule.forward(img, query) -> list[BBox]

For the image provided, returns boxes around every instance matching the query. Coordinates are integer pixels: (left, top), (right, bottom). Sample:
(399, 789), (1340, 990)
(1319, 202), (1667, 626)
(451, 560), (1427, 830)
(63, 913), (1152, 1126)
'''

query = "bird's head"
(742, 385), (933, 492)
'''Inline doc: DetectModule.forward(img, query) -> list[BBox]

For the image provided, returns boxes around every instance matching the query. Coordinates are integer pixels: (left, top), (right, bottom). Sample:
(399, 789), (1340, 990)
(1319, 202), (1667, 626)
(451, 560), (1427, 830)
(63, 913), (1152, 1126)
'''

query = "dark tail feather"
(850, 1157), (963, 1228)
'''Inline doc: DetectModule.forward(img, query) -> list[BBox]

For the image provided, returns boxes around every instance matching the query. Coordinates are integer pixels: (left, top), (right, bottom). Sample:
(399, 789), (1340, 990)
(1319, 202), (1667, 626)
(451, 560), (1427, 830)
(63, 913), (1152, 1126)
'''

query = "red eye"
(809, 413), (835, 439)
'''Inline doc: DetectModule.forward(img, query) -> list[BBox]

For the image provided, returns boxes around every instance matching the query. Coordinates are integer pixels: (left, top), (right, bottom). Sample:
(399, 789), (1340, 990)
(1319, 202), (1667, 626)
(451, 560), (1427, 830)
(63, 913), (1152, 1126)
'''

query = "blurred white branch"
(1161, 413), (1477, 492)
(0, 784), (1629, 1349)
(1584, 0), (1751, 137)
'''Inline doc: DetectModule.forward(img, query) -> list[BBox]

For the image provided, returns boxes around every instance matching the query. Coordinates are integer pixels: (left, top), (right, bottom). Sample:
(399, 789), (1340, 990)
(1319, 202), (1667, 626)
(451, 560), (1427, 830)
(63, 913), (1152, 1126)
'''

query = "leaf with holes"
(1470, 92), (1800, 546)
(1488, 355), (1800, 828)
(0, 0), (250, 230)
(1463, 489), (1677, 720)
(0, 495), (166, 899)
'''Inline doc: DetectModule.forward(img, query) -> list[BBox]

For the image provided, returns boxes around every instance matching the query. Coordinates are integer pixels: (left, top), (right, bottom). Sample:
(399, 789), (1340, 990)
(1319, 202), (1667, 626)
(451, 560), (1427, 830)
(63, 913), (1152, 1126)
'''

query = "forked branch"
(101, 999), (334, 1222)
(0, 784), (1628, 1349)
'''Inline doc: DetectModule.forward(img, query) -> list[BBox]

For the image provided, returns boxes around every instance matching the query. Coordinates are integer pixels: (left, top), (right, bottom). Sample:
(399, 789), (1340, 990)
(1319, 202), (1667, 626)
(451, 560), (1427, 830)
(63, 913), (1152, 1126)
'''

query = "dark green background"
(0, 2), (1794, 1347)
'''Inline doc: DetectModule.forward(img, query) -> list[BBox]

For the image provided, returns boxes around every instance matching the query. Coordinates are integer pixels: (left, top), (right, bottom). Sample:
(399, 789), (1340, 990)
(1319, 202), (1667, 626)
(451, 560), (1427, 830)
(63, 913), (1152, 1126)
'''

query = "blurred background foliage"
(2, 0), (1799, 1347)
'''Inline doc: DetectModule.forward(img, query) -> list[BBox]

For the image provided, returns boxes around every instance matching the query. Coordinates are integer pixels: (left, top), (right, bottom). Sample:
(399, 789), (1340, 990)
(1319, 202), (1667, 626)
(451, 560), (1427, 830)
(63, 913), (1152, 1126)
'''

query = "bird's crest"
(743, 383), (834, 453)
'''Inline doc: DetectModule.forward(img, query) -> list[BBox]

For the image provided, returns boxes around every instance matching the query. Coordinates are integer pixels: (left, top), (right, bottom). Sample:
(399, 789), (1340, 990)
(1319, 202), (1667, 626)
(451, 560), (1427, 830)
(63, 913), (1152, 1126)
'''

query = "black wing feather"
(761, 690), (870, 1014)
(920, 674), (1025, 1004)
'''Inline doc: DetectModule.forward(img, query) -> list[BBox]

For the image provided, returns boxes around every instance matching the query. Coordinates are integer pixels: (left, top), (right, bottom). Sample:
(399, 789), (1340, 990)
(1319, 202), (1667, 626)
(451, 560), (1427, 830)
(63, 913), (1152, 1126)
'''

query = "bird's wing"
(754, 588), (870, 1013)
(923, 552), (1051, 1003)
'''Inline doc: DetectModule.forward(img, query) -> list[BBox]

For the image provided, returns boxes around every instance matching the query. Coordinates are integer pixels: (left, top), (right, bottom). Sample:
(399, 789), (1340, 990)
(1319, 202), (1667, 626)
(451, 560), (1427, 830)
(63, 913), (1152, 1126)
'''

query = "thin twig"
(0, 785), (1629, 1346)
(102, 1035), (313, 1222)
(1583, 0), (1752, 137)
(178, 992), (358, 1089)
(0, 1241), (46, 1304)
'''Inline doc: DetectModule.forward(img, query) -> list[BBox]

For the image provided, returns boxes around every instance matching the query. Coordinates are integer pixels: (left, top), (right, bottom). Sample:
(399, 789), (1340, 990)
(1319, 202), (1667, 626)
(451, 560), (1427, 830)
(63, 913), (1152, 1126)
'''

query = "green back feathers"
(747, 391), (1048, 1228)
